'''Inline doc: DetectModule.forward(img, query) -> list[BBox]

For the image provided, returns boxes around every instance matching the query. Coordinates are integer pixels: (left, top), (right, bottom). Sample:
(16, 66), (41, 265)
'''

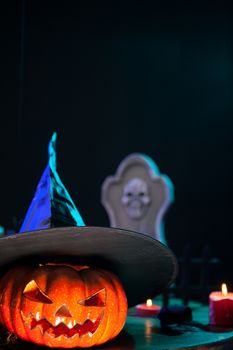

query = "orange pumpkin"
(0, 264), (128, 348)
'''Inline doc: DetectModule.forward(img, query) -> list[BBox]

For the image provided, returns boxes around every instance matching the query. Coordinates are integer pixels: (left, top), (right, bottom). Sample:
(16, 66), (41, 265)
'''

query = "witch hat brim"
(0, 226), (177, 307)
(1, 133), (177, 307)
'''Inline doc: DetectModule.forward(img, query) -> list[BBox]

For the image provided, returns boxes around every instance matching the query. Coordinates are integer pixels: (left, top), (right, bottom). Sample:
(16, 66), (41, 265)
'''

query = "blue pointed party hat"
(20, 133), (85, 233)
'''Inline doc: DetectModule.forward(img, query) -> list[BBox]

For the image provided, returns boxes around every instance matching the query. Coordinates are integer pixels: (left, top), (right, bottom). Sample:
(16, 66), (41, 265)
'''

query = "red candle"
(209, 283), (233, 327)
(136, 299), (161, 317)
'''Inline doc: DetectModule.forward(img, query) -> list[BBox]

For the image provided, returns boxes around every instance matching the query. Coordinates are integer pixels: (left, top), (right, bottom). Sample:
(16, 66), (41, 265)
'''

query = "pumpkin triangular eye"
(78, 288), (106, 307)
(23, 280), (53, 304)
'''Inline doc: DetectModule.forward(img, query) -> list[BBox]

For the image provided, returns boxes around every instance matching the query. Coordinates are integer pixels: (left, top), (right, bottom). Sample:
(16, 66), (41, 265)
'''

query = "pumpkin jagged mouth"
(21, 312), (103, 338)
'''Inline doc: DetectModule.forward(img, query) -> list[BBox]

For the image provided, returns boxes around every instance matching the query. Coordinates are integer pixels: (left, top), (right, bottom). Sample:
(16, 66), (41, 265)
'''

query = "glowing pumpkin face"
(0, 264), (128, 348)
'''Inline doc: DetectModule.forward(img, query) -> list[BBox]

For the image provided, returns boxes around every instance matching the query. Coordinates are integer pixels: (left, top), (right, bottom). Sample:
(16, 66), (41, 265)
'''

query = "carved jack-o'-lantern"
(0, 264), (128, 348)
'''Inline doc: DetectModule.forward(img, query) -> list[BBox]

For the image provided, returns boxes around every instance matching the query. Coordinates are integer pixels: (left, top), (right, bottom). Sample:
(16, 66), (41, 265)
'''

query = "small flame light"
(222, 283), (228, 296)
(146, 299), (152, 307)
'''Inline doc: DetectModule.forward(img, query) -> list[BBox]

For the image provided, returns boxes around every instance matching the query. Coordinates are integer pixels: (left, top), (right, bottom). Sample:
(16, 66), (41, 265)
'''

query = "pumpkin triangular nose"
(55, 305), (72, 317)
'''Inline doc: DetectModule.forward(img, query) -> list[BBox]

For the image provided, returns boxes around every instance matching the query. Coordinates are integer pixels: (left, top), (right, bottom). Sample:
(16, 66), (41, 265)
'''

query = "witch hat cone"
(20, 132), (85, 233)
(0, 134), (177, 307)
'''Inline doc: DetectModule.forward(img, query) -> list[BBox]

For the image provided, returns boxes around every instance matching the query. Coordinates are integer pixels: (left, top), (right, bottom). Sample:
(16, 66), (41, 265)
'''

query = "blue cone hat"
(20, 132), (85, 233)
(0, 135), (177, 307)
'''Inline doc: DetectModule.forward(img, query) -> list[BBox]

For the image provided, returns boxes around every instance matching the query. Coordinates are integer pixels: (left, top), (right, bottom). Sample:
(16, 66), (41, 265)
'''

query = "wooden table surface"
(0, 298), (233, 350)
(124, 298), (233, 350)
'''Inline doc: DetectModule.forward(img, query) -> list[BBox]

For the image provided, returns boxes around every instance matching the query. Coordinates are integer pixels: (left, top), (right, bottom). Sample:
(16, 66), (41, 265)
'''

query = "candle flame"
(146, 299), (152, 307)
(222, 283), (228, 296)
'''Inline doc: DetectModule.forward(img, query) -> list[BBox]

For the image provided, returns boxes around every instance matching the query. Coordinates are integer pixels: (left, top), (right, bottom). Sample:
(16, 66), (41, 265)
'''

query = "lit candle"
(209, 283), (233, 327)
(135, 299), (161, 317)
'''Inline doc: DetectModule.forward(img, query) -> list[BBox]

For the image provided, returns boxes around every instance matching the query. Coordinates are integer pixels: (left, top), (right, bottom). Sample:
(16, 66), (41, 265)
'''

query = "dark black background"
(0, 1), (233, 286)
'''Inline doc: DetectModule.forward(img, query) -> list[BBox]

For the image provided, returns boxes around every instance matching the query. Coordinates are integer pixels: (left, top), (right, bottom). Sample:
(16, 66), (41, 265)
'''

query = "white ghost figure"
(121, 178), (151, 219)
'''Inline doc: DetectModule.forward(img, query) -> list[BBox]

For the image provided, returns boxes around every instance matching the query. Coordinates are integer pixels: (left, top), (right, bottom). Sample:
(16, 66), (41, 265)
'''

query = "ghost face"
(121, 178), (151, 219)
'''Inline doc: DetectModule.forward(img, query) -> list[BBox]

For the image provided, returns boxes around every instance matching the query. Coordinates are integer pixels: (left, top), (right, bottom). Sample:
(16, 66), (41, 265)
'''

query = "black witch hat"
(0, 134), (177, 307)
